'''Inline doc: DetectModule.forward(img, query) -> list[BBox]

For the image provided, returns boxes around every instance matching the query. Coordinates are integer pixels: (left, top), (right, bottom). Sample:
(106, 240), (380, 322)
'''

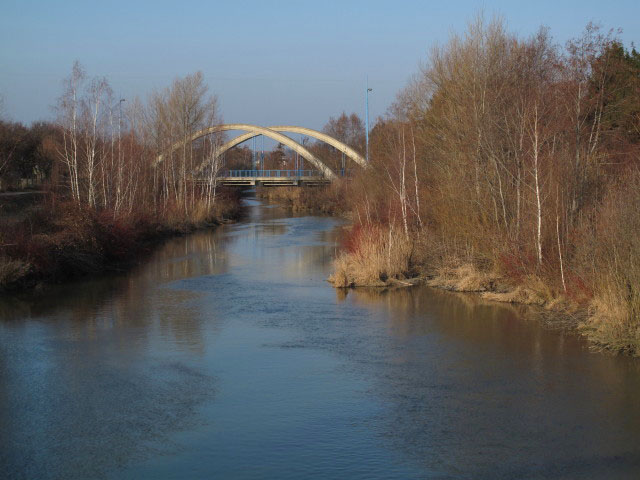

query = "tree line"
(1, 64), (240, 222)
(0, 66), (239, 289)
(335, 17), (640, 353)
(55, 63), (229, 221)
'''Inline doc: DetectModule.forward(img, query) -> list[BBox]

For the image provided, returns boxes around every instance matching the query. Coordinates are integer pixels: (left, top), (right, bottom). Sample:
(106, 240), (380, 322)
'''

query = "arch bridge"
(154, 123), (367, 185)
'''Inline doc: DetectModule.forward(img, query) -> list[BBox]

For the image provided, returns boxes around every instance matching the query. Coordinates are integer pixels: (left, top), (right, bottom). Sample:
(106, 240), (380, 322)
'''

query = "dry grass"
(482, 276), (554, 306)
(162, 191), (241, 231)
(577, 173), (640, 354)
(427, 263), (499, 292)
(328, 224), (414, 287)
(0, 190), (242, 292)
(163, 201), (211, 230)
(257, 182), (348, 215)
(582, 257), (640, 354)
(257, 186), (302, 206)
(427, 261), (572, 310)
(0, 256), (31, 290)
(583, 294), (639, 354)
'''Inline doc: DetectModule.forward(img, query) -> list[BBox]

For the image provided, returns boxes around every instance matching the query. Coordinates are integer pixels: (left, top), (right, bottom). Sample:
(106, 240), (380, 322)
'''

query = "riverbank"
(256, 182), (350, 216)
(0, 190), (242, 293)
(329, 256), (592, 346)
(319, 19), (640, 356)
(6, 194), (640, 480)
(327, 222), (637, 356)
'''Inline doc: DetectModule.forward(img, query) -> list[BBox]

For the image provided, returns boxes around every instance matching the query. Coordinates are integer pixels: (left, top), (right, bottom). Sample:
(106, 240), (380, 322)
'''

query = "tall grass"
(579, 172), (640, 353)
(0, 257), (31, 290)
(257, 181), (349, 215)
(328, 223), (414, 287)
(0, 189), (241, 292)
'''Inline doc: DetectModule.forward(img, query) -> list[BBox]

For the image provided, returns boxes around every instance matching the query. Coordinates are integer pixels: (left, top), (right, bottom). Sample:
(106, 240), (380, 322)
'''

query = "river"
(2, 195), (640, 479)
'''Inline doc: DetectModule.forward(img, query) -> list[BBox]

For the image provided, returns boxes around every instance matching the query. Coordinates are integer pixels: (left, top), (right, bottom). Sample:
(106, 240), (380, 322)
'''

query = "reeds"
(328, 223), (414, 287)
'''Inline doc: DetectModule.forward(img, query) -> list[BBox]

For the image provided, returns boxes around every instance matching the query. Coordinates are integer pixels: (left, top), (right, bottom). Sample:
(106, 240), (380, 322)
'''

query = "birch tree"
(57, 61), (85, 202)
(81, 76), (111, 207)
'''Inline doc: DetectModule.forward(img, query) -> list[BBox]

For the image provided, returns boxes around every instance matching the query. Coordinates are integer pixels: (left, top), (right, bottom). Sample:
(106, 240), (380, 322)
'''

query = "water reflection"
(1, 195), (640, 479)
(0, 229), (229, 323)
(338, 286), (640, 478)
(0, 228), (232, 479)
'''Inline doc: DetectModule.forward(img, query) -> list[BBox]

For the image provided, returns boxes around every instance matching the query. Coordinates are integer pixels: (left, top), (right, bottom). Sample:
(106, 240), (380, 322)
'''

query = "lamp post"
(252, 136), (256, 171)
(118, 98), (125, 169)
(366, 77), (372, 164)
(118, 98), (125, 137)
(297, 134), (301, 173)
(302, 137), (308, 173)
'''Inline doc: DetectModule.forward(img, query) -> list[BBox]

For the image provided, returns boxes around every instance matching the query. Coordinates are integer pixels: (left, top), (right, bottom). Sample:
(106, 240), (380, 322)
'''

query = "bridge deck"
(216, 170), (331, 186)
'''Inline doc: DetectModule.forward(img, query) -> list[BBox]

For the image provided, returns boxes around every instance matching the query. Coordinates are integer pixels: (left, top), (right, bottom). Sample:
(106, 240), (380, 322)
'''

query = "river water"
(2, 196), (640, 479)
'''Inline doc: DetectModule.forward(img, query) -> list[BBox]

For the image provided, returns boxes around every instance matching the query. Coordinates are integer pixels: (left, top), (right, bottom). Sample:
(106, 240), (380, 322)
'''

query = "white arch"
(269, 126), (366, 167)
(154, 124), (337, 179)
(200, 126), (366, 172)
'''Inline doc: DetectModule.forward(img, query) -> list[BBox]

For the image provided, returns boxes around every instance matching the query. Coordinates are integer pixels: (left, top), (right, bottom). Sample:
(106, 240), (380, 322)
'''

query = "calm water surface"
(2, 196), (640, 479)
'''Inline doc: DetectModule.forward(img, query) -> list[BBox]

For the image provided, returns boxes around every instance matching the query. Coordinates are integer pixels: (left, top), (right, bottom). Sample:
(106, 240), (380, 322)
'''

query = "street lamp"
(302, 137), (308, 173)
(118, 98), (125, 131)
(366, 77), (372, 164)
(117, 98), (125, 166)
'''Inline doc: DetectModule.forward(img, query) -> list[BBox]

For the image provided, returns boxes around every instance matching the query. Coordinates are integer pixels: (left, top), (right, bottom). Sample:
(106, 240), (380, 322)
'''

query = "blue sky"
(1, 0), (639, 130)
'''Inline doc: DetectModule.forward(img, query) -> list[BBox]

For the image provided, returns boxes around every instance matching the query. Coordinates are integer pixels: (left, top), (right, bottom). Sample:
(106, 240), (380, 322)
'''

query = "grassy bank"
(326, 19), (640, 356)
(0, 190), (241, 292)
(328, 212), (640, 355)
(256, 181), (350, 216)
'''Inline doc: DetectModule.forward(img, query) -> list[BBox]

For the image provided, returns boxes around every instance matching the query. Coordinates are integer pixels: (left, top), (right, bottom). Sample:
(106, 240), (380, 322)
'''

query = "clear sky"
(1, 0), (639, 130)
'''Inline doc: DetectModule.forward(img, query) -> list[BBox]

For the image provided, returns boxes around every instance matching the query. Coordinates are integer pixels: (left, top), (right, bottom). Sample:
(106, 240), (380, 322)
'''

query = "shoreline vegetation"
(1, 68), (241, 292)
(0, 191), (241, 292)
(323, 17), (640, 356)
(255, 182), (350, 216)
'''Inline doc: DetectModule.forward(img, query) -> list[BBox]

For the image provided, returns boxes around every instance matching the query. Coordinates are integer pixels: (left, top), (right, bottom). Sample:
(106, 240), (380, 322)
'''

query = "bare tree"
(146, 71), (220, 217)
(81, 76), (111, 207)
(56, 61), (85, 201)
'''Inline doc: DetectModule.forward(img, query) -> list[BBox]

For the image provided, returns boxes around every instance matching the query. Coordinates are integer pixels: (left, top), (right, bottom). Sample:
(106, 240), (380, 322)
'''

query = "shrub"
(328, 223), (414, 287)
(0, 257), (31, 290)
(579, 171), (640, 353)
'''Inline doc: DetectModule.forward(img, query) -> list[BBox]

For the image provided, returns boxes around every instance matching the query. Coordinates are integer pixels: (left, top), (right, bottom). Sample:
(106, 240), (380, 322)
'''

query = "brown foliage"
(332, 16), (640, 353)
(257, 181), (350, 216)
(577, 169), (640, 352)
(329, 223), (414, 287)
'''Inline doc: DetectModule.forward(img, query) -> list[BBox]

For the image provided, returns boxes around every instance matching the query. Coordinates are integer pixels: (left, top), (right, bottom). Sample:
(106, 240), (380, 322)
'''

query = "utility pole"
(366, 76), (372, 164)
(118, 98), (125, 153)
(116, 98), (125, 210)
(252, 136), (256, 170)
(297, 134), (301, 174)
(302, 137), (308, 173)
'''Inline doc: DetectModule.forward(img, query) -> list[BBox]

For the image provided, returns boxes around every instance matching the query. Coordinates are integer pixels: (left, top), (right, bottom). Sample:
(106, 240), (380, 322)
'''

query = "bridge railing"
(220, 169), (323, 178)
